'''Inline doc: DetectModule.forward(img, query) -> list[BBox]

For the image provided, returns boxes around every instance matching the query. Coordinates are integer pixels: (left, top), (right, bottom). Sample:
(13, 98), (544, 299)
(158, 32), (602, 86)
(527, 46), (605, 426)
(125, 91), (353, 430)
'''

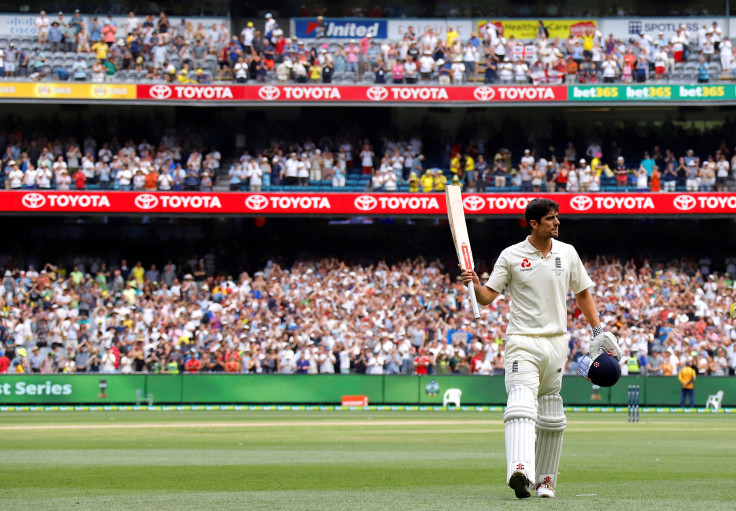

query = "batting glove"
(590, 326), (622, 361)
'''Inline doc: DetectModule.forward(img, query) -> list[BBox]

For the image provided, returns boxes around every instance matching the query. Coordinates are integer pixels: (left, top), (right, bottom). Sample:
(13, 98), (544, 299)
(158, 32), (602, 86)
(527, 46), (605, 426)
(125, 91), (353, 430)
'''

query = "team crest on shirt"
(520, 259), (532, 272)
(553, 256), (564, 276)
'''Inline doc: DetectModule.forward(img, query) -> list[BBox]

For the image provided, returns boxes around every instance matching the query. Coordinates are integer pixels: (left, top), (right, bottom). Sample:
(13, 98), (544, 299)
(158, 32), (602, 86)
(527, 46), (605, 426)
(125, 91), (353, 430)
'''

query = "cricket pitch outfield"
(0, 410), (734, 510)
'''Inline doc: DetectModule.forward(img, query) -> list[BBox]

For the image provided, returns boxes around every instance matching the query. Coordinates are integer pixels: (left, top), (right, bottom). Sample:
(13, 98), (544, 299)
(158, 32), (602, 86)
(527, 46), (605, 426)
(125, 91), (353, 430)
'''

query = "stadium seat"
(443, 388), (462, 407)
(705, 390), (724, 411)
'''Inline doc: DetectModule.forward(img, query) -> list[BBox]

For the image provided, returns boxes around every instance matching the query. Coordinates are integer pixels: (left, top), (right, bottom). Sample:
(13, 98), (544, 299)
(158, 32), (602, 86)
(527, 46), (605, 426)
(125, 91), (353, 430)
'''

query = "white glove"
(590, 329), (622, 361)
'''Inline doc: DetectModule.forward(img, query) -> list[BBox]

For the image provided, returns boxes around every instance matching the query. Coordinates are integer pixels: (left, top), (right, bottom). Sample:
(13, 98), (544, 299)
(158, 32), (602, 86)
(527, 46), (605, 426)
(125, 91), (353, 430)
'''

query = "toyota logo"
(366, 86), (389, 101)
(258, 86), (281, 101)
(134, 194), (159, 210)
(569, 195), (593, 211)
(21, 193), (47, 209)
(354, 195), (378, 211)
(473, 87), (495, 101)
(462, 195), (485, 211)
(673, 195), (696, 211)
(245, 195), (269, 210)
(149, 85), (172, 100)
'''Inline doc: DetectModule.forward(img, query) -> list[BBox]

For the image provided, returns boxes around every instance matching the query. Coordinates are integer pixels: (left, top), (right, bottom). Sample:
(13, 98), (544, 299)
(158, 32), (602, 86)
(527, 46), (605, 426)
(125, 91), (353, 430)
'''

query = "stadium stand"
(0, 256), (734, 376)
(1, 11), (733, 84)
(2, 131), (735, 193)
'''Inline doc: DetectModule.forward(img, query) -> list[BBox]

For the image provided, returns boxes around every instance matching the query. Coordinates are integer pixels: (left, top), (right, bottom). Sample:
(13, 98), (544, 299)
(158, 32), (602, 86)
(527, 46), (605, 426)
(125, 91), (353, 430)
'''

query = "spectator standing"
(697, 56), (710, 83)
(248, 159), (263, 192)
(72, 56), (87, 80)
(662, 161), (677, 191)
(404, 55), (418, 83)
(360, 143), (374, 175)
(699, 157), (716, 191)
(650, 165), (661, 192)
(476, 155), (488, 192)
(5, 44), (16, 78)
(678, 361), (696, 407)
(345, 40), (359, 75)
(35, 10), (50, 45)
(613, 156), (628, 188)
(72, 167), (86, 190)
(102, 15), (117, 46)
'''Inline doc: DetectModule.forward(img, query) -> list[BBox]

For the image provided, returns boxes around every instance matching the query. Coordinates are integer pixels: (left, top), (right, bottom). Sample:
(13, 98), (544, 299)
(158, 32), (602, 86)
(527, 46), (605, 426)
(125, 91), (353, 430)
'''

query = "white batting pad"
(504, 385), (537, 483)
(535, 394), (566, 488)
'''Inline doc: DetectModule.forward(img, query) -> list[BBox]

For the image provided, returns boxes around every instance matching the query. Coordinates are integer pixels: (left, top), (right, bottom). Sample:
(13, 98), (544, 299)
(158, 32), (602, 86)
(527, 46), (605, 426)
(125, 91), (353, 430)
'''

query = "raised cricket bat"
(445, 185), (481, 319)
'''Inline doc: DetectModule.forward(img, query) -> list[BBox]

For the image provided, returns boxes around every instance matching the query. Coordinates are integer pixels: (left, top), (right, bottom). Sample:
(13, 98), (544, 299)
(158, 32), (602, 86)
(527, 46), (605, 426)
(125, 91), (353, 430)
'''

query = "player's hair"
(525, 198), (559, 230)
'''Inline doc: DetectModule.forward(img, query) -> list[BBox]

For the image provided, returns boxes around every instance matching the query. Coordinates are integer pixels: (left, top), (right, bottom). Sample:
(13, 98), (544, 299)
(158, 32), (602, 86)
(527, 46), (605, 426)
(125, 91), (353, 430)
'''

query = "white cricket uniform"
(486, 237), (592, 395)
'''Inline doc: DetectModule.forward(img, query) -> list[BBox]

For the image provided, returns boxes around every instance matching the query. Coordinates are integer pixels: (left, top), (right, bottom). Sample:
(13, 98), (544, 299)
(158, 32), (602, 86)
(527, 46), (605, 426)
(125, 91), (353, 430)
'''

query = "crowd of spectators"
(3, 129), (736, 192)
(2, 11), (734, 84)
(0, 132), (222, 192)
(0, 255), (734, 378)
(453, 140), (736, 193)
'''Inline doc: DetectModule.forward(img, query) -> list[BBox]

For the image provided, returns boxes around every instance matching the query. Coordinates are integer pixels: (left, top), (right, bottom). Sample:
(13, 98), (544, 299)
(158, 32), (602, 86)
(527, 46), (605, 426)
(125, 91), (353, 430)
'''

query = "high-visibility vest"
(167, 361), (180, 374)
(627, 356), (640, 374)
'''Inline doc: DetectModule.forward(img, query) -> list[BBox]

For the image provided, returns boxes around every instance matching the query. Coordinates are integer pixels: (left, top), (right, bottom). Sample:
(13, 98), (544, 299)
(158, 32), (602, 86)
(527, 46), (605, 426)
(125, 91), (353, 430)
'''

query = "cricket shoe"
(508, 471), (533, 499)
(536, 482), (555, 498)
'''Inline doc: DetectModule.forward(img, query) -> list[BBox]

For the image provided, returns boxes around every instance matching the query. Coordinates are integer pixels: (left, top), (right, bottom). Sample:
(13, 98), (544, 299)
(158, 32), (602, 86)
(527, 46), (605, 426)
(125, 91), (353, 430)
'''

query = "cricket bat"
(445, 185), (481, 319)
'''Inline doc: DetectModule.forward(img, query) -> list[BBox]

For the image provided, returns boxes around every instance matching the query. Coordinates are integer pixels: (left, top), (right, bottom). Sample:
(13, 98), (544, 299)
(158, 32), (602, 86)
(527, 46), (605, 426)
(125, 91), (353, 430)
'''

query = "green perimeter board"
(0, 374), (146, 404)
(416, 375), (507, 405)
(0, 374), (734, 405)
(382, 375), (419, 403)
(180, 374), (385, 403)
(621, 375), (729, 407)
(144, 374), (183, 403)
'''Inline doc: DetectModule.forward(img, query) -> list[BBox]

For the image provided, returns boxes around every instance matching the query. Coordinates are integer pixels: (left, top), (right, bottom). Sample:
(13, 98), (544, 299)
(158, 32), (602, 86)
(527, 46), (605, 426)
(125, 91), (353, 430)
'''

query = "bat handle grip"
(467, 282), (480, 319)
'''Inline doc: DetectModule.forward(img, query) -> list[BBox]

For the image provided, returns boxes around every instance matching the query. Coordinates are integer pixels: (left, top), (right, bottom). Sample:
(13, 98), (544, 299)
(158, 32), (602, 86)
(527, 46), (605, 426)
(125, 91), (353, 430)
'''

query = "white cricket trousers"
(504, 334), (568, 397)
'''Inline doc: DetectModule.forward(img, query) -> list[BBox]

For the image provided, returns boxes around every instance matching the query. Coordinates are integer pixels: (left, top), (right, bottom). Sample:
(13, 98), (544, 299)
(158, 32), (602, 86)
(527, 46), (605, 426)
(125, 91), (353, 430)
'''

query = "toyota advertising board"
(135, 84), (567, 103)
(137, 84), (245, 101)
(0, 83), (732, 105)
(4, 191), (736, 216)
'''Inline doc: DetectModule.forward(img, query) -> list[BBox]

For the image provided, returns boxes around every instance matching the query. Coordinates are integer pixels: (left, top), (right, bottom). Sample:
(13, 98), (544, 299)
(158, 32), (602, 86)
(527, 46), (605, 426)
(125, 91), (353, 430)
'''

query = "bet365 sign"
(569, 84), (735, 101)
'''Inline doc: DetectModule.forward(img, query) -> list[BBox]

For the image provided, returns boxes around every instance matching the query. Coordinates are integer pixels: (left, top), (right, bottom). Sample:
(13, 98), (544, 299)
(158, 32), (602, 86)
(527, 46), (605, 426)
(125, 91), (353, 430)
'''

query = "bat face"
(446, 185), (474, 271)
(446, 185), (481, 319)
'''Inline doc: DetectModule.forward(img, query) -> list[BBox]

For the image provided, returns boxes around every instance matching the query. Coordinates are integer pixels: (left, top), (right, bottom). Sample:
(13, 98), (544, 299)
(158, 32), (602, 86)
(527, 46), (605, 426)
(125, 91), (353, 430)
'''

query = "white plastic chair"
(443, 388), (462, 407)
(136, 389), (154, 406)
(705, 390), (724, 411)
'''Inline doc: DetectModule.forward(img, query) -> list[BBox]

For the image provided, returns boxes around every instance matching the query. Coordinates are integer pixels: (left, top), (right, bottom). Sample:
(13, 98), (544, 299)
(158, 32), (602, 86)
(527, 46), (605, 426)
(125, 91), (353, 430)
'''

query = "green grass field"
(0, 410), (735, 510)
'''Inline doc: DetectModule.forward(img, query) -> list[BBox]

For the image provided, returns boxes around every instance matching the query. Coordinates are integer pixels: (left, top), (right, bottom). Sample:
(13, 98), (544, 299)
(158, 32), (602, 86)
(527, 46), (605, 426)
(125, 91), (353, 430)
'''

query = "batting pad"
(504, 385), (537, 483)
(535, 394), (566, 488)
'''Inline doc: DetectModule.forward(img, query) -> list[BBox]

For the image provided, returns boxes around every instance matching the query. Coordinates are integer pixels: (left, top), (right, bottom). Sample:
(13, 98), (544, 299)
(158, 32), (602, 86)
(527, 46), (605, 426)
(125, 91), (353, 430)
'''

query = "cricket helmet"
(578, 351), (621, 387)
